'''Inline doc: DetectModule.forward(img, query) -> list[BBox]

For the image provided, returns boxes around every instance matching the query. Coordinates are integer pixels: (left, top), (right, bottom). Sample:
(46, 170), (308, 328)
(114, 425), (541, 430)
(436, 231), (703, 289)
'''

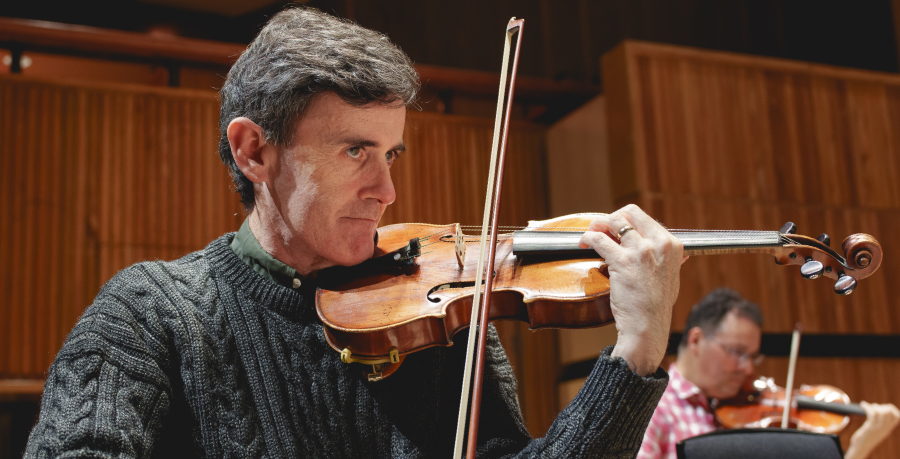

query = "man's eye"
(385, 150), (401, 163)
(347, 147), (362, 158)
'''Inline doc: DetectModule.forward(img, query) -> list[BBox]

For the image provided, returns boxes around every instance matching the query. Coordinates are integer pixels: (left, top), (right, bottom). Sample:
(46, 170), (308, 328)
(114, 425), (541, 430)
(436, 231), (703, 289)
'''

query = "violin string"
(398, 250), (434, 262)
(412, 227), (796, 247)
(415, 228), (456, 242)
(416, 240), (446, 249)
(456, 225), (797, 234)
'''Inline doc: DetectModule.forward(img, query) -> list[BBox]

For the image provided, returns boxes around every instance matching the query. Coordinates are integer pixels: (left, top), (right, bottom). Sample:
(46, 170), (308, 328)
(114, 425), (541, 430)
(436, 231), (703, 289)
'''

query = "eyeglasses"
(706, 334), (765, 367)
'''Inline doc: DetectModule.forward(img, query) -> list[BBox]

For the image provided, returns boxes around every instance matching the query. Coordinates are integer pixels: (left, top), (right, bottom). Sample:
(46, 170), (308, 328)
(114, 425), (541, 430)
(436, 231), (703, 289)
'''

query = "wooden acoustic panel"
(0, 73), (559, 438)
(640, 194), (899, 334)
(602, 41), (900, 335)
(0, 75), (243, 380)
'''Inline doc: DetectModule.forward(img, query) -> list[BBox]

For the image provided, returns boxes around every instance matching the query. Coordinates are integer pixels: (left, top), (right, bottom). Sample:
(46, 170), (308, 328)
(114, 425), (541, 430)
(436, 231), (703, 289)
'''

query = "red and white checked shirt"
(637, 363), (717, 459)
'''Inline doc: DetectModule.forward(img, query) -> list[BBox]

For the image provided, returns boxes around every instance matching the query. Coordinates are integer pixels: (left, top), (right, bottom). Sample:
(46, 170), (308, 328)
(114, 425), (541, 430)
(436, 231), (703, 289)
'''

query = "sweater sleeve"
(24, 279), (174, 459)
(476, 333), (669, 459)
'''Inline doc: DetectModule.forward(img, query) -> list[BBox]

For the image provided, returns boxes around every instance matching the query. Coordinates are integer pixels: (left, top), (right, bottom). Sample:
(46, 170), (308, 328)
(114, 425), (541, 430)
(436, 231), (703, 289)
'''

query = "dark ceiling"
(2, 0), (898, 85)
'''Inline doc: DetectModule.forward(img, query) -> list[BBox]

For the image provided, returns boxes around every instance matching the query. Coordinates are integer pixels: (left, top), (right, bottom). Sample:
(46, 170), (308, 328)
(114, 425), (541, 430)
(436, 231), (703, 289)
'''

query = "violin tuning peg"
(779, 222), (797, 235)
(800, 258), (824, 279)
(834, 274), (857, 295)
(817, 233), (831, 247)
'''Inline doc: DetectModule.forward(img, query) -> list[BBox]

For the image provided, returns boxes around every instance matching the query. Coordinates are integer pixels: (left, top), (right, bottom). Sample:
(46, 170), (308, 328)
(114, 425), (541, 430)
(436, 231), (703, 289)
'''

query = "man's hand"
(845, 401), (900, 459)
(579, 205), (685, 376)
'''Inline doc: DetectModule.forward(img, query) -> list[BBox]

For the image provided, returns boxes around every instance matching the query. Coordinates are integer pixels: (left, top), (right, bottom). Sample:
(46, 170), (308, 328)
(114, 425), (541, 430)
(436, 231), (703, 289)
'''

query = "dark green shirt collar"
(230, 218), (303, 290)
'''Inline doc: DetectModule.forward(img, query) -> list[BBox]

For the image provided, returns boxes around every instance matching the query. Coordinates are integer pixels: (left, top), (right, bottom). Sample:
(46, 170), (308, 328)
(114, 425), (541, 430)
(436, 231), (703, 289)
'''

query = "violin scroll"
(778, 224), (882, 295)
(842, 233), (881, 271)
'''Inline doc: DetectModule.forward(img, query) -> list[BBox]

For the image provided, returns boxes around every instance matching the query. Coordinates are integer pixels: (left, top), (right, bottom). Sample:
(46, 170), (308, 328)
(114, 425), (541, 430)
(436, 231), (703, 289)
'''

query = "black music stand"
(676, 428), (843, 459)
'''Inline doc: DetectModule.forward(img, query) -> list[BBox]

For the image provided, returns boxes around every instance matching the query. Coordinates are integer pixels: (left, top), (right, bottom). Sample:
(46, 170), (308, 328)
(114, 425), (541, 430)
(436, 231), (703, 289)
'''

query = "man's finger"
(579, 230), (623, 260)
(617, 204), (663, 236)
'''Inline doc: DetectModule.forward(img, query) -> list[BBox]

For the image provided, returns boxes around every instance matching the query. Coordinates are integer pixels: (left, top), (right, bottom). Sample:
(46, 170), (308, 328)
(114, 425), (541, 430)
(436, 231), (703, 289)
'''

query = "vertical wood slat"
(0, 75), (244, 379)
(602, 41), (900, 334)
(0, 74), (558, 437)
(600, 41), (900, 459)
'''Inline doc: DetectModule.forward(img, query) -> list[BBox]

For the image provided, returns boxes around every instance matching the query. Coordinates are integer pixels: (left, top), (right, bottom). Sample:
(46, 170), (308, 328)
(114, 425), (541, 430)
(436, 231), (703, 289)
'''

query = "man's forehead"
(300, 93), (406, 145)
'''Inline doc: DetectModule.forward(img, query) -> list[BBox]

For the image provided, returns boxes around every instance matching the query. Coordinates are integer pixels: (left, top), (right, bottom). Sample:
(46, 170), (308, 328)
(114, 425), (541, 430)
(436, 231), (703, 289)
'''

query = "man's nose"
(738, 357), (755, 374)
(362, 155), (396, 205)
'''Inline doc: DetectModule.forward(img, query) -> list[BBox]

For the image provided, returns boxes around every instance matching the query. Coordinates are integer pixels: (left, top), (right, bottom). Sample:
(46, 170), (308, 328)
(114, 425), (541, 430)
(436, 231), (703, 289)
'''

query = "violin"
(315, 213), (882, 381)
(714, 375), (867, 434)
(317, 18), (882, 458)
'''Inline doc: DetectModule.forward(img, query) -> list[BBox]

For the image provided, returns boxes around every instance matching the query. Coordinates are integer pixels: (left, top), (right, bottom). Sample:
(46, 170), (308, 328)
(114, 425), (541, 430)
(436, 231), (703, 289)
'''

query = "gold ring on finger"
(617, 225), (635, 241)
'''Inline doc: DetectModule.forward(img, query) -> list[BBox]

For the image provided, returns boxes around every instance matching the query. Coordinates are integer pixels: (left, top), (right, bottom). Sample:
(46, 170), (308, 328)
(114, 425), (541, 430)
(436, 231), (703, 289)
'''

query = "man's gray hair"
(217, 7), (420, 210)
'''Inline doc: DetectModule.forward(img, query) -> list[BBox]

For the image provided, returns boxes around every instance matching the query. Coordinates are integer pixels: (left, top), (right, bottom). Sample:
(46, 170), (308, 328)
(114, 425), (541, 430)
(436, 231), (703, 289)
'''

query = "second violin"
(715, 375), (866, 434)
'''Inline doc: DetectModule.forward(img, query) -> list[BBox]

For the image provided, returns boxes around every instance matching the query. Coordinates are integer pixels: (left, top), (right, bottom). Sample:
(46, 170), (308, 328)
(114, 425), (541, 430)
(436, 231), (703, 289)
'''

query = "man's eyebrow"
(341, 138), (378, 148)
(339, 138), (406, 152)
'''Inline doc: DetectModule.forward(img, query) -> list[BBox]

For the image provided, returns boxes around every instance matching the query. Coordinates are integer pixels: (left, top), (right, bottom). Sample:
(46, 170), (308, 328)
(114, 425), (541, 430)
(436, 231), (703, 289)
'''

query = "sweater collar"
(210, 233), (316, 320)
(230, 218), (307, 290)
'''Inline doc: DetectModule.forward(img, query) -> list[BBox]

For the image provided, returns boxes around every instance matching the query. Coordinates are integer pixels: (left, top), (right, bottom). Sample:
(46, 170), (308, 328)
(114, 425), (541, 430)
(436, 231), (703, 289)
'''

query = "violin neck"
(795, 395), (866, 417)
(512, 230), (788, 257)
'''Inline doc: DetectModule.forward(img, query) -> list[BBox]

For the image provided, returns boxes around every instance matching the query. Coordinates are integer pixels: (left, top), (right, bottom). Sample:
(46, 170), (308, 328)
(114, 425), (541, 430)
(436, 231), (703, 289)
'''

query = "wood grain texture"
(602, 41), (900, 334)
(0, 74), (559, 437)
(0, 75), (243, 380)
(585, 40), (900, 458)
(545, 96), (613, 216)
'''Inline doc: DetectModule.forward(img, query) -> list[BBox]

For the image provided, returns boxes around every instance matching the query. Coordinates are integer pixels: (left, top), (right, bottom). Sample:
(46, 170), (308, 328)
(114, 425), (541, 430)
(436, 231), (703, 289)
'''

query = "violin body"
(715, 375), (865, 434)
(316, 214), (614, 367)
(315, 212), (882, 379)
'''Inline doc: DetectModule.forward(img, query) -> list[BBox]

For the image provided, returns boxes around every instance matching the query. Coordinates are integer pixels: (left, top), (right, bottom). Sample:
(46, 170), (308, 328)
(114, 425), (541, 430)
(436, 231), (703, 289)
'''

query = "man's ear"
(227, 117), (276, 184)
(687, 326), (704, 353)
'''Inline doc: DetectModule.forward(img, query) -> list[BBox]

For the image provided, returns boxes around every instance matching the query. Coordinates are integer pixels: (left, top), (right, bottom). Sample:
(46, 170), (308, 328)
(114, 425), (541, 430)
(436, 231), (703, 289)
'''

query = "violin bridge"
(455, 223), (466, 269)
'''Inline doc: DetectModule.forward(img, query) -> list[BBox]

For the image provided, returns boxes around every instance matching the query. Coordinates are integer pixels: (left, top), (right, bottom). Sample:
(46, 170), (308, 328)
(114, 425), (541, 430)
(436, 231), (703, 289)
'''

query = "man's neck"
(675, 355), (707, 397)
(248, 204), (330, 277)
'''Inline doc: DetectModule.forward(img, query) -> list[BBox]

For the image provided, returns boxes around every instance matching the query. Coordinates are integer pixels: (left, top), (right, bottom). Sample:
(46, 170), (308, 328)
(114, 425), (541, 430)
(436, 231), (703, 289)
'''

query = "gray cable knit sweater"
(25, 234), (668, 458)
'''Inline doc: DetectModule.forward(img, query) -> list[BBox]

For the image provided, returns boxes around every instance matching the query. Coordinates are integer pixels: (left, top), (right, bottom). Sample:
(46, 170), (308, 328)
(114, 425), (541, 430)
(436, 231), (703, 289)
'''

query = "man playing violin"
(25, 7), (687, 458)
(638, 288), (900, 459)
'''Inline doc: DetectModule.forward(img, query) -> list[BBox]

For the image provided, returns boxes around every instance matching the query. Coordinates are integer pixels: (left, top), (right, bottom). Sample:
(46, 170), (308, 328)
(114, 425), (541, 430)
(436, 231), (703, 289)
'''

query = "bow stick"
(452, 17), (525, 459)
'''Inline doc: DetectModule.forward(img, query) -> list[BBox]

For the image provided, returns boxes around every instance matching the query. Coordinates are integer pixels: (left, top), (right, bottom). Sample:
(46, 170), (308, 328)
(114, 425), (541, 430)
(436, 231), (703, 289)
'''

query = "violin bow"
(453, 17), (525, 459)
(781, 323), (802, 428)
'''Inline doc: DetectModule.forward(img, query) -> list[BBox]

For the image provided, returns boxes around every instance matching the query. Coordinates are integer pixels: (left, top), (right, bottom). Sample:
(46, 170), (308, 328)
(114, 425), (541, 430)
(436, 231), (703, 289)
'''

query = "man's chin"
(332, 242), (375, 267)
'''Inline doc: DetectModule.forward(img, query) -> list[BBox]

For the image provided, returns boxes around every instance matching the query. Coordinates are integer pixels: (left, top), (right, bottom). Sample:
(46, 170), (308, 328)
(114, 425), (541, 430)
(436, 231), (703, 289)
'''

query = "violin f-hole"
(426, 272), (497, 303)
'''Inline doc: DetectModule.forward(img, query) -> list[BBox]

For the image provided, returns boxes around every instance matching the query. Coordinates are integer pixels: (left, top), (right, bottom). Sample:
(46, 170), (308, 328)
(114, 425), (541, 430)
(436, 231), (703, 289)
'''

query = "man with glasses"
(637, 288), (899, 459)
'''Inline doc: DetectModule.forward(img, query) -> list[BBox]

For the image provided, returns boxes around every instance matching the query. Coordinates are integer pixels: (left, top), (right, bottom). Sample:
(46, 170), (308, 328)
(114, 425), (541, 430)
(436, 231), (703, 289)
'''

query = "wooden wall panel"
(546, 40), (900, 456)
(544, 96), (614, 216)
(602, 41), (900, 334)
(0, 75), (243, 380)
(0, 74), (557, 437)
